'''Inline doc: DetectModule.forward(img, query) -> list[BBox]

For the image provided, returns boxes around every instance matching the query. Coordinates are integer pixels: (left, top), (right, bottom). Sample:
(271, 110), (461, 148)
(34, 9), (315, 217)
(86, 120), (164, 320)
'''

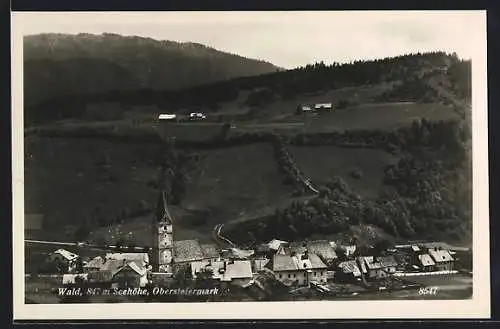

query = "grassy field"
(182, 143), (295, 227)
(24, 135), (162, 239)
(289, 145), (399, 198)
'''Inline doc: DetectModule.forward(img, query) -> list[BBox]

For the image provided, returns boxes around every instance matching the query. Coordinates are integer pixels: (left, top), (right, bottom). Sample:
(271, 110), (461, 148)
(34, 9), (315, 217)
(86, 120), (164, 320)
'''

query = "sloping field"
(304, 102), (459, 132)
(289, 145), (399, 198)
(183, 143), (295, 226)
(24, 136), (162, 238)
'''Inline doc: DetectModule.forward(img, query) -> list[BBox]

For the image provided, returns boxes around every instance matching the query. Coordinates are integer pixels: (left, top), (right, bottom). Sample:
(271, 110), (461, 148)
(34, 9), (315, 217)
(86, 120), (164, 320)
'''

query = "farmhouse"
(158, 114), (177, 121)
(305, 240), (338, 266)
(188, 112), (207, 120)
(191, 259), (253, 286)
(314, 103), (333, 111)
(337, 260), (362, 282)
(266, 252), (328, 286)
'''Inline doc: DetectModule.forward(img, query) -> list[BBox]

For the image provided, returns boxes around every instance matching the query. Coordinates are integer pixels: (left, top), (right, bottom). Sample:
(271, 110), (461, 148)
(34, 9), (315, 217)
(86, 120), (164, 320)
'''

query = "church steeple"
(151, 189), (174, 273)
(156, 190), (174, 224)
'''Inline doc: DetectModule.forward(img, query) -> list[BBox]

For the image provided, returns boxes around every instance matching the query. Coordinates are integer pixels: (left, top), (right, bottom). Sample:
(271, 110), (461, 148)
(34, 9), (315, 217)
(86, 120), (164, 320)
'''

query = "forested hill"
(25, 51), (470, 126)
(23, 33), (281, 107)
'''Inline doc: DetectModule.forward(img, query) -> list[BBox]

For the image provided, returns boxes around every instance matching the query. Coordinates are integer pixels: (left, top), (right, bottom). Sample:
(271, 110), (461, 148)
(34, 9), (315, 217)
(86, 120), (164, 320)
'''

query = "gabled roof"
(306, 240), (338, 260)
(105, 253), (149, 265)
(267, 239), (288, 251)
(418, 253), (436, 267)
(378, 256), (398, 268)
(100, 259), (127, 277)
(156, 190), (174, 224)
(266, 253), (327, 272)
(53, 249), (79, 261)
(363, 256), (382, 270)
(339, 260), (361, 277)
(84, 256), (104, 269)
(428, 249), (454, 263)
(115, 261), (148, 277)
(174, 239), (204, 262)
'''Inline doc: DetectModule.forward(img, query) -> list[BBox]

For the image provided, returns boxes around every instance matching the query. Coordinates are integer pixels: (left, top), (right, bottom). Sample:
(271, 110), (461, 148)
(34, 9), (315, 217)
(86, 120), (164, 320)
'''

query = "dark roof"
(156, 190), (174, 224)
(306, 240), (338, 260)
(174, 239), (204, 262)
(25, 214), (44, 230)
(377, 256), (398, 268)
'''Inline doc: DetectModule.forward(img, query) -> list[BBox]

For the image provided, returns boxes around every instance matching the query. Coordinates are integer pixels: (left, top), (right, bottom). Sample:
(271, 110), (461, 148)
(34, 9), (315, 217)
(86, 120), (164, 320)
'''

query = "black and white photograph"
(11, 10), (489, 319)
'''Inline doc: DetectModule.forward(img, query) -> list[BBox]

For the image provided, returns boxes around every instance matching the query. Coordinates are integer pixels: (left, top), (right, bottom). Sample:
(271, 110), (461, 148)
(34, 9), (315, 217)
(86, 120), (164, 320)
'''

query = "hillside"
(23, 51), (473, 256)
(23, 33), (280, 107)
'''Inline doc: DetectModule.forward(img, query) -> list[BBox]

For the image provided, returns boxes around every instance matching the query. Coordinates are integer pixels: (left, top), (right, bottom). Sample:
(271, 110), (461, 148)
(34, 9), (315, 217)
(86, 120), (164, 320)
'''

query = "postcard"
(11, 10), (490, 320)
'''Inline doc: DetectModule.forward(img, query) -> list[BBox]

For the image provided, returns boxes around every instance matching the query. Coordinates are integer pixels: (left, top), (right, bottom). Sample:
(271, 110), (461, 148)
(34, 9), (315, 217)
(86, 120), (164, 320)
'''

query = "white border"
(11, 10), (490, 320)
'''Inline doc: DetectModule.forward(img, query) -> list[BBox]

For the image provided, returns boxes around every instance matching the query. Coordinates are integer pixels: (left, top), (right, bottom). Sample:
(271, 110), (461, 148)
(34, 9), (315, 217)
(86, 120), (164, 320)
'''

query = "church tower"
(151, 190), (174, 273)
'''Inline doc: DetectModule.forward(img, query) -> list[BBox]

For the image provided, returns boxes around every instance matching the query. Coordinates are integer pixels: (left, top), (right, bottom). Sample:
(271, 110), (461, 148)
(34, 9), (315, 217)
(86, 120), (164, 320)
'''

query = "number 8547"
(418, 287), (439, 295)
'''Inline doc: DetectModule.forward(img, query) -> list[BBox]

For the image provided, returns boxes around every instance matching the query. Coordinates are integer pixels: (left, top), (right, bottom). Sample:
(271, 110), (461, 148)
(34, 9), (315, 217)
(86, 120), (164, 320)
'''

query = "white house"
(191, 259), (253, 287)
(189, 112), (207, 120)
(265, 252), (328, 286)
(158, 114), (177, 121)
(50, 249), (80, 273)
(314, 103), (333, 111)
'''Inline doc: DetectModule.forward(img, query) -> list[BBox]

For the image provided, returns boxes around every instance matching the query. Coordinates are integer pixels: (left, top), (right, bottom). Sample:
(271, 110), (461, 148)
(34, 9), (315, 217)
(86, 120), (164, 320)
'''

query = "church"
(150, 190), (220, 276)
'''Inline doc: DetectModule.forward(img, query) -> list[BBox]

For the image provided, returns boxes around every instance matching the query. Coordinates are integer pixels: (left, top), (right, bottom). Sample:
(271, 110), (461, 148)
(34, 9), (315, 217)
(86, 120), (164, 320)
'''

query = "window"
(293, 273), (296, 278)
(288, 274), (291, 278)
(279, 274), (282, 279)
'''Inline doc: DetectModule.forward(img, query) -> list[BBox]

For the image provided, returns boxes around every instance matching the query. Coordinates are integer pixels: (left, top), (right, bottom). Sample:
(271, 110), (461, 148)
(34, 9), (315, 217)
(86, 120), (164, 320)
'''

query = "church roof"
(156, 190), (174, 224)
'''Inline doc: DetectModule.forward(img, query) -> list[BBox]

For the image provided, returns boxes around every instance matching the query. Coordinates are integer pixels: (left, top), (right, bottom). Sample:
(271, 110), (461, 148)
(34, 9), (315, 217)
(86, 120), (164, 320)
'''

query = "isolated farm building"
(50, 249), (80, 273)
(428, 248), (455, 271)
(191, 259), (253, 286)
(188, 112), (207, 120)
(158, 114), (177, 121)
(265, 252), (328, 286)
(314, 103), (333, 111)
(296, 105), (313, 113)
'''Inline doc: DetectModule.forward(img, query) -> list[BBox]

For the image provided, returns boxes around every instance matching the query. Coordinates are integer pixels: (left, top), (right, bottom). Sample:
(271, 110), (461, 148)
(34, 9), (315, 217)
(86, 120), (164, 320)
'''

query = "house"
(296, 105), (313, 113)
(252, 258), (270, 272)
(265, 252), (328, 286)
(62, 273), (88, 285)
(417, 253), (437, 272)
(158, 114), (177, 121)
(337, 260), (362, 282)
(428, 248), (455, 271)
(112, 261), (149, 288)
(314, 103), (333, 111)
(306, 240), (338, 265)
(266, 239), (288, 251)
(105, 253), (149, 267)
(188, 112), (207, 120)
(360, 256), (386, 279)
(377, 255), (399, 274)
(83, 256), (105, 273)
(191, 259), (254, 287)
(50, 249), (80, 273)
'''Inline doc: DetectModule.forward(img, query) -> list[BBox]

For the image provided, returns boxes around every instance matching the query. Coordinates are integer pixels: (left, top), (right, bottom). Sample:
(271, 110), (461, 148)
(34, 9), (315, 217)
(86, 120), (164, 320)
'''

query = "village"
(27, 189), (473, 303)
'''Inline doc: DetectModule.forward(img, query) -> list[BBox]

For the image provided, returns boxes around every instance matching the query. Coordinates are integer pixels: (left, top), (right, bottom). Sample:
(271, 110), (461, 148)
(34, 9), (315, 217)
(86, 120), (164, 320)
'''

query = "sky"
(13, 11), (486, 69)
